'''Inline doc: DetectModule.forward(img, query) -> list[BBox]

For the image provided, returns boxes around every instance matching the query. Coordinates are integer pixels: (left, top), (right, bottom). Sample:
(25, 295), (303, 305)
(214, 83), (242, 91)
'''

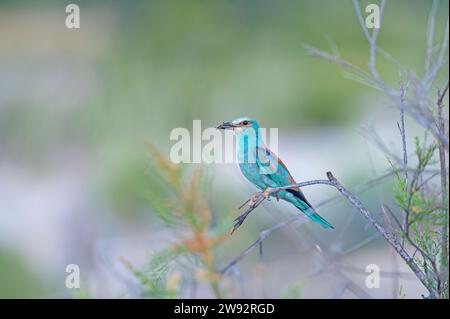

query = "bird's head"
(216, 116), (260, 135)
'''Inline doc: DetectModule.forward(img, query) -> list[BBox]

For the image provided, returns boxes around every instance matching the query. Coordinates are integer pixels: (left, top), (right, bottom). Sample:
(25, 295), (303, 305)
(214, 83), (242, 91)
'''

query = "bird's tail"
(294, 200), (334, 229)
(305, 209), (334, 229)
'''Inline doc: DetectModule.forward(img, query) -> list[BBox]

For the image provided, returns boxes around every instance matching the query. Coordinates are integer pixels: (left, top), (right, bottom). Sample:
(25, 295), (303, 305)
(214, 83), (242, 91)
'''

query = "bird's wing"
(256, 146), (313, 208)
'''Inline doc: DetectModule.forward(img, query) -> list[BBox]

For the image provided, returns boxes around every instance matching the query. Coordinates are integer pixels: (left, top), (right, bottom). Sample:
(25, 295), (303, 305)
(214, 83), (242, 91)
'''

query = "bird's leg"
(238, 191), (261, 210)
(250, 192), (261, 206)
(231, 188), (279, 234)
(263, 187), (280, 201)
(237, 198), (250, 210)
(232, 191), (265, 234)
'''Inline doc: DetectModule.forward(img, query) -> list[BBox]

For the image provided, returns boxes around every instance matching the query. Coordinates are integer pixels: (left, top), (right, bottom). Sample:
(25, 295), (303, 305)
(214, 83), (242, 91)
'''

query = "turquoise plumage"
(217, 116), (333, 229)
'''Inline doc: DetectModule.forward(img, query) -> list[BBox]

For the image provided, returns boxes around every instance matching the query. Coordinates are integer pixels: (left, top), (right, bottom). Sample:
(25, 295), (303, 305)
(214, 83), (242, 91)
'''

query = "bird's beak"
(216, 121), (236, 130)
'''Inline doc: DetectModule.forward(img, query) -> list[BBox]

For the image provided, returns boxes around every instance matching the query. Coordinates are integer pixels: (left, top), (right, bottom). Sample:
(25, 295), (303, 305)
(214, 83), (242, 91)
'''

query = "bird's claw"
(232, 188), (277, 235)
(263, 187), (274, 200)
(250, 193), (260, 205)
(230, 214), (246, 234)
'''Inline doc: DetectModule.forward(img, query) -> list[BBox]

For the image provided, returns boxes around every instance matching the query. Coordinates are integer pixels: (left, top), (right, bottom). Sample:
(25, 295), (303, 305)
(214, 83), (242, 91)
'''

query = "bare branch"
(423, 17), (449, 89)
(399, 79), (409, 191)
(338, 264), (418, 280)
(222, 172), (438, 297)
(304, 44), (378, 88)
(352, 0), (387, 84)
(301, 0), (448, 299)
(326, 172), (437, 297)
(437, 81), (449, 297)
(425, 0), (440, 74)
(399, 79), (409, 246)
(437, 81), (449, 107)
(363, 125), (403, 164)
(221, 215), (304, 274)
(352, 0), (373, 43)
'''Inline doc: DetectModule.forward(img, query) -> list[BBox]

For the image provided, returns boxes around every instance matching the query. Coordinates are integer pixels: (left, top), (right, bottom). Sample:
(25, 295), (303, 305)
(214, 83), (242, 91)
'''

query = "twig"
(424, 0), (439, 74)
(329, 265), (374, 299)
(383, 204), (403, 231)
(437, 81), (449, 107)
(437, 81), (449, 297)
(314, 168), (422, 209)
(363, 126), (403, 165)
(304, 45), (379, 89)
(221, 215), (303, 274)
(257, 191), (373, 298)
(399, 79), (409, 246)
(337, 264), (417, 280)
(333, 279), (348, 299)
(338, 232), (381, 256)
(399, 79), (409, 192)
(352, 0), (387, 85)
(423, 17), (449, 89)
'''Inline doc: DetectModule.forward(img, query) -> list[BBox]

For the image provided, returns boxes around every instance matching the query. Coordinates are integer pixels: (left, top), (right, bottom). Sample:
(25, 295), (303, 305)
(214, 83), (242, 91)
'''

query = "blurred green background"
(0, 0), (448, 298)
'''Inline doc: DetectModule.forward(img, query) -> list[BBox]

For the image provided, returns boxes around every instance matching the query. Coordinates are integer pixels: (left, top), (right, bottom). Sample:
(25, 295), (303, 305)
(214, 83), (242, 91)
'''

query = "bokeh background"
(0, 0), (448, 298)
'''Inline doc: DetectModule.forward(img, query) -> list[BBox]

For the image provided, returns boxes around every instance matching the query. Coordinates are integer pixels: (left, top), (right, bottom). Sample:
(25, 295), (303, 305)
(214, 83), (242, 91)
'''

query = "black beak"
(216, 121), (235, 130)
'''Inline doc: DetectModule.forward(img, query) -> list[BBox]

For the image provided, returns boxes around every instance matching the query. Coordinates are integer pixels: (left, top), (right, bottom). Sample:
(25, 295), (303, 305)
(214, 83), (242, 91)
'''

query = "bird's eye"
(242, 120), (249, 125)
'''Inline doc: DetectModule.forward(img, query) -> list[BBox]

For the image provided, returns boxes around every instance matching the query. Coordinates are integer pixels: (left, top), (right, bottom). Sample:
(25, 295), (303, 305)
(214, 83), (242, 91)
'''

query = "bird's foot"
(250, 192), (260, 206)
(263, 187), (275, 200)
(230, 211), (250, 235)
(232, 188), (278, 235)
(238, 192), (260, 210)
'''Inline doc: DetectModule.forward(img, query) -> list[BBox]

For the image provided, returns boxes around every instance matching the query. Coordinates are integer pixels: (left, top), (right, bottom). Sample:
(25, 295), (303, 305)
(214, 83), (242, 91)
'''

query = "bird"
(217, 116), (333, 229)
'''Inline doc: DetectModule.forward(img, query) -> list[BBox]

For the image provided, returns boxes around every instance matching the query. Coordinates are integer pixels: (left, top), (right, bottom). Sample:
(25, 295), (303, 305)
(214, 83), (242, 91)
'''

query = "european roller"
(217, 116), (334, 229)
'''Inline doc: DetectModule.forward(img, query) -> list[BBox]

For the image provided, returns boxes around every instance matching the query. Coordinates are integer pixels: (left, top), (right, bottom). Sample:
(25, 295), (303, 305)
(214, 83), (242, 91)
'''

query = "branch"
(230, 179), (332, 234)
(352, 0), (387, 85)
(437, 81), (449, 297)
(304, 44), (378, 89)
(306, 3), (449, 149)
(398, 79), (409, 246)
(423, 17), (449, 89)
(299, 1), (448, 299)
(221, 215), (304, 274)
(326, 172), (437, 297)
(437, 81), (449, 107)
(398, 79), (409, 191)
(424, 0), (439, 74)
(338, 264), (418, 280)
(221, 171), (438, 297)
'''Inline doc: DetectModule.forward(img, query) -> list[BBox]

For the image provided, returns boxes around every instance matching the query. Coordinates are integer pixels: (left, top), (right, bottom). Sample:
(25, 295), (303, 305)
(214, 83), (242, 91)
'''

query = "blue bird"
(217, 116), (333, 229)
